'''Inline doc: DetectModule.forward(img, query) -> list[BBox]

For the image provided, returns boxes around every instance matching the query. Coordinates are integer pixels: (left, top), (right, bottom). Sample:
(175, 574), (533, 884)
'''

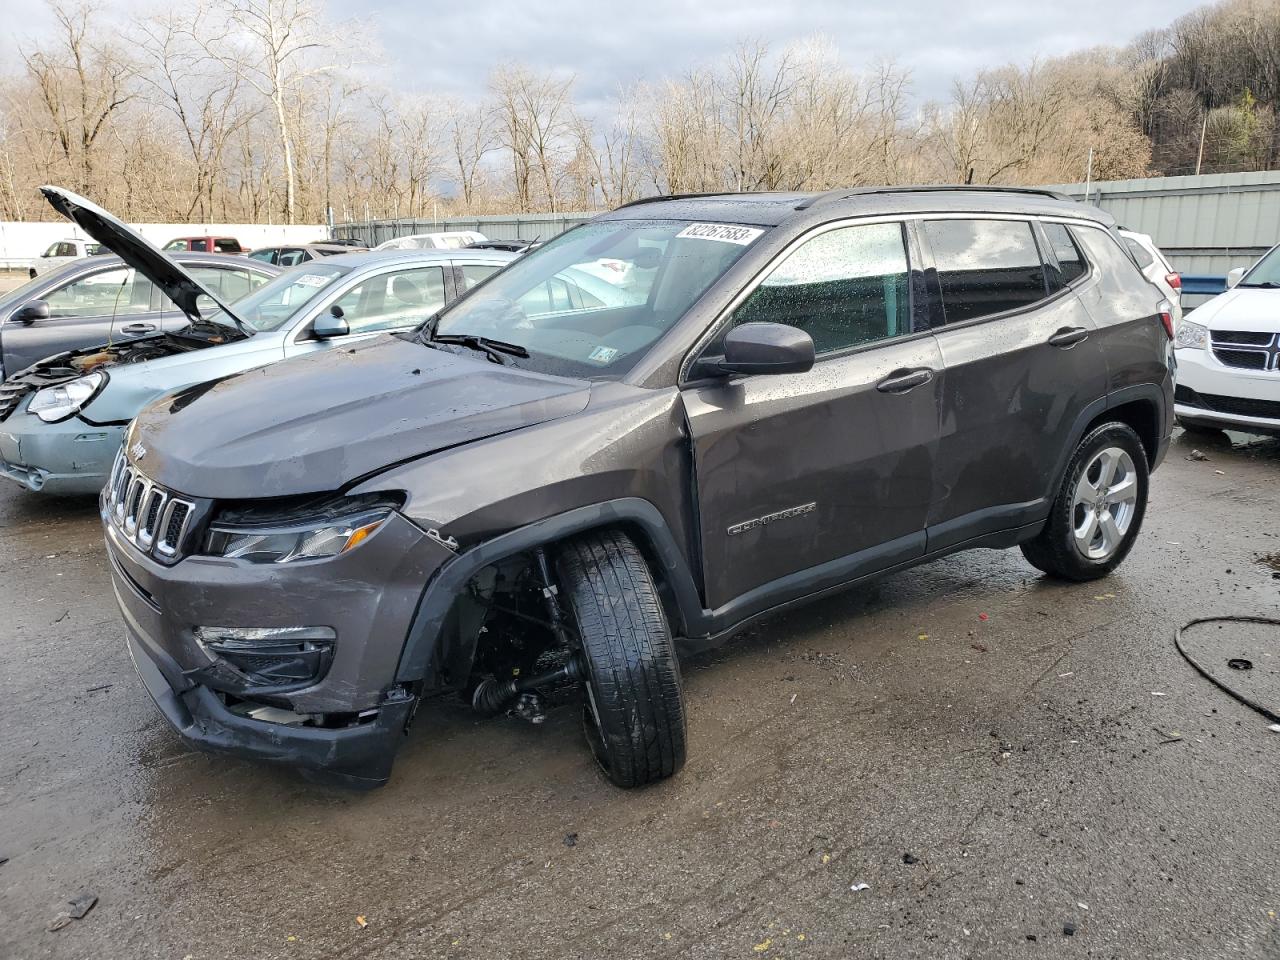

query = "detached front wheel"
(556, 530), (687, 788)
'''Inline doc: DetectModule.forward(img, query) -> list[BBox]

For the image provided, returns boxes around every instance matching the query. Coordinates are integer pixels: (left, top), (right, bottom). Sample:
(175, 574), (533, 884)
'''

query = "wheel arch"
(395, 498), (707, 686)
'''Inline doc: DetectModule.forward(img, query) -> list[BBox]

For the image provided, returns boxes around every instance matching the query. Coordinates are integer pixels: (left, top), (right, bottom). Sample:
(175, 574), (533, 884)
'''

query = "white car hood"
(1191, 288), (1280, 332)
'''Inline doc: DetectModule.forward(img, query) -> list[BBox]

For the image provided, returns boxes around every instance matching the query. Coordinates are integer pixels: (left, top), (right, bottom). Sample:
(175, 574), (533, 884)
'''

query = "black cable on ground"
(1174, 616), (1280, 725)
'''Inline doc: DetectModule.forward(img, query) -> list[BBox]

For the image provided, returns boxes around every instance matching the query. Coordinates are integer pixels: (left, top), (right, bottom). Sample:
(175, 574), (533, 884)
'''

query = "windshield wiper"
(429, 333), (529, 365)
(1239, 280), (1280, 288)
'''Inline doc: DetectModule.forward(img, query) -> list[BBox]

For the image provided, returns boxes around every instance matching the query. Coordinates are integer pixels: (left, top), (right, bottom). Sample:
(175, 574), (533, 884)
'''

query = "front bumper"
(1175, 346), (1280, 433)
(106, 506), (456, 786)
(0, 409), (121, 494)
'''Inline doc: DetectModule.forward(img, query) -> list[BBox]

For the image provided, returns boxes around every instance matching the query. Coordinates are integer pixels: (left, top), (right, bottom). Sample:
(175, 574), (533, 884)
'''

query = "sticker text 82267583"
(675, 223), (765, 245)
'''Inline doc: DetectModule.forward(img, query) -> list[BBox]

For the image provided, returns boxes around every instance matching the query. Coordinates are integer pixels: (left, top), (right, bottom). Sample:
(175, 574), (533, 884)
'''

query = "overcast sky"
(3, 0), (1207, 110)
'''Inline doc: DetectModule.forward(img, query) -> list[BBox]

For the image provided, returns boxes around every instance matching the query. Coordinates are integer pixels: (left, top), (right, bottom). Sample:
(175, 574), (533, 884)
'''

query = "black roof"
(603, 186), (1112, 228)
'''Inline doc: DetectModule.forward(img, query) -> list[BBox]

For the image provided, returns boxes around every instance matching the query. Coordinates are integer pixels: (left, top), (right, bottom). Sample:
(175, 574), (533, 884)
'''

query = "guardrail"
(1180, 275), (1227, 297)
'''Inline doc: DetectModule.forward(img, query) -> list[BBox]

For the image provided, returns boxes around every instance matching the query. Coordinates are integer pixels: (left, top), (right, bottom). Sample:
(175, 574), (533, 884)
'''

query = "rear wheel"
(1021, 422), (1149, 581)
(555, 530), (687, 788)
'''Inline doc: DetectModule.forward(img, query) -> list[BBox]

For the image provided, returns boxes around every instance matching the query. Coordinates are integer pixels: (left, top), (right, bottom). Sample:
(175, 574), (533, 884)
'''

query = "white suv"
(1174, 242), (1280, 435)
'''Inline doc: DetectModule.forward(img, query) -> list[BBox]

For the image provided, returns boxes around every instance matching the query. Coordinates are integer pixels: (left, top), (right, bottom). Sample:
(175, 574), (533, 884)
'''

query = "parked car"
(1, 253), (279, 382)
(163, 236), (245, 254)
(374, 231), (488, 251)
(248, 243), (368, 267)
(0, 186), (515, 495)
(466, 239), (536, 253)
(29, 237), (106, 278)
(1174, 241), (1280, 435)
(104, 186), (1174, 789)
(1120, 229), (1182, 326)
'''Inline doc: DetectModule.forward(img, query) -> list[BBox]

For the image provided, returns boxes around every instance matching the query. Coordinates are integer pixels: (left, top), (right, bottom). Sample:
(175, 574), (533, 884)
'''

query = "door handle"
(120, 323), (157, 335)
(1047, 326), (1090, 348)
(875, 367), (935, 394)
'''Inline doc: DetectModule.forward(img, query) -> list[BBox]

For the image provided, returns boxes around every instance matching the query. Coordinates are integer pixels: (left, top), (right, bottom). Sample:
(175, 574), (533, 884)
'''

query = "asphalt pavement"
(1, 427), (1278, 959)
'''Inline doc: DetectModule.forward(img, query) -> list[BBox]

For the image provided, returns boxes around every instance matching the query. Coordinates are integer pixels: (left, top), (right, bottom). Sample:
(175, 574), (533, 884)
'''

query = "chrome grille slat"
(104, 447), (196, 561)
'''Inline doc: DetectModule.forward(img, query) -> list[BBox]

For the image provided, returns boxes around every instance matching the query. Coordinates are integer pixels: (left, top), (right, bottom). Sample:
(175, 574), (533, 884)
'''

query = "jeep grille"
(104, 448), (196, 559)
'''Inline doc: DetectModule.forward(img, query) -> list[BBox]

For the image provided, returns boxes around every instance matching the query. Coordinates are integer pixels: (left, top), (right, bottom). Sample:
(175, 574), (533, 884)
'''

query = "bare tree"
(198, 0), (347, 223)
(20, 1), (135, 195)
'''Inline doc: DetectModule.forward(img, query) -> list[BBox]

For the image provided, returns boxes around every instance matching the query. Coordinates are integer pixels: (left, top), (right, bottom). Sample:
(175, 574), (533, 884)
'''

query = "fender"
(395, 497), (708, 685)
(1040, 380), (1169, 510)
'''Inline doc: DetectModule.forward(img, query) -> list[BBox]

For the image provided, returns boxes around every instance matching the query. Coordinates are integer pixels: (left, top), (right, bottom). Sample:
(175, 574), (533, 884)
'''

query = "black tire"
(555, 529), (687, 788)
(1021, 422), (1150, 582)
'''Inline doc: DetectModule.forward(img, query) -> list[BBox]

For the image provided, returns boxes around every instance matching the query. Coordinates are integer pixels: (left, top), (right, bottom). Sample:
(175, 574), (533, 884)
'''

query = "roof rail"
(612, 192), (738, 210)
(795, 184), (1076, 210)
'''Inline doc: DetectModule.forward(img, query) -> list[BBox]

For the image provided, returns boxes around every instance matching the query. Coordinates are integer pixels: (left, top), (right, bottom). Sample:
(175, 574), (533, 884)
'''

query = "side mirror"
(313, 304), (349, 339)
(1226, 266), (1247, 289)
(12, 300), (51, 325)
(698, 322), (816, 378)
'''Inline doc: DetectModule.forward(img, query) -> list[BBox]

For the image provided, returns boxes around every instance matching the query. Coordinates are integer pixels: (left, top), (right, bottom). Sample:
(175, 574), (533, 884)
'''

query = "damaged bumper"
(106, 501), (456, 787)
(0, 411), (121, 495)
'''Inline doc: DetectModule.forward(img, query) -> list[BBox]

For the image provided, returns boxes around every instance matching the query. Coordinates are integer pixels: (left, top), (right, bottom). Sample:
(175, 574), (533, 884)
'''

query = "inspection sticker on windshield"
(588, 346), (620, 364)
(676, 223), (765, 245)
(295, 273), (333, 287)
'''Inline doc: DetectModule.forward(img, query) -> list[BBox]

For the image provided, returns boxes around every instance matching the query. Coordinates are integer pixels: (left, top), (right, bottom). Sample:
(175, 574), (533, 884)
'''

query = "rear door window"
(924, 219), (1048, 324)
(459, 263), (503, 290)
(1042, 223), (1089, 289)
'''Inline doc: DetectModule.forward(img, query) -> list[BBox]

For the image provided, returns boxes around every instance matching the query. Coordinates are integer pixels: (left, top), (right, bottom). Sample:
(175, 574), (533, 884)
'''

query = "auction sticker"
(676, 223), (765, 245)
(295, 273), (334, 287)
(588, 345), (620, 364)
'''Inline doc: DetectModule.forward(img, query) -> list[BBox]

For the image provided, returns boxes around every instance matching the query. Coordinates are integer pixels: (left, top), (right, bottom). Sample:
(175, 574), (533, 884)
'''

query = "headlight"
(1175, 319), (1208, 350)
(204, 495), (397, 563)
(28, 371), (106, 423)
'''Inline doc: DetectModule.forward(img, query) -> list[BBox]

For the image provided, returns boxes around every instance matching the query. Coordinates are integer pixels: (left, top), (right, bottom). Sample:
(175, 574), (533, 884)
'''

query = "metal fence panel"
(336, 171), (1280, 277)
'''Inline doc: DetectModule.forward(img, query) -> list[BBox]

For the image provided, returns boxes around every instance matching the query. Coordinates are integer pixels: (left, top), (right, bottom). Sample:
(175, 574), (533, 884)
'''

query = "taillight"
(1165, 272), (1182, 290)
(1158, 302), (1174, 340)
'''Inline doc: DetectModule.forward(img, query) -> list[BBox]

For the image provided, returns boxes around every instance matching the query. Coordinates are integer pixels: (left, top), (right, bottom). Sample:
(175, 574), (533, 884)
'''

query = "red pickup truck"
(162, 236), (245, 254)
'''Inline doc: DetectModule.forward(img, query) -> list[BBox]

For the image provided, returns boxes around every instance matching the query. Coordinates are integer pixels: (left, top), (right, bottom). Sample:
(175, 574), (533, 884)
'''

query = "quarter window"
(730, 221), (912, 355)
(330, 266), (447, 334)
(925, 219), (1047, 324)
(1043, 222), (1088, 288)
(1123, 237), (1154, 269)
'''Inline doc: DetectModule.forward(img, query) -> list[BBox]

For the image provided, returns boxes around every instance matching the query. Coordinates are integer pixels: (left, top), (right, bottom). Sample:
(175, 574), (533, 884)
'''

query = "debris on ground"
(970, 642), (988, 653)
(1268, 724), (1280, 734)
(1151, 691), (1169, 697)
(902, 852), (919, 865)
(978, 613), (989, 621)
(1154, 726), (1183, 744)
(355, 916), (368, 929)
(563, 832), (578, 847)
(1064, 921), (1077, 937)
(85, 684), (112, 693)
(850, 882), (871, 892)
(1186, 449), (1209, 461)
(1214, 469), (1226, 475)
(46, 892), (97, 932)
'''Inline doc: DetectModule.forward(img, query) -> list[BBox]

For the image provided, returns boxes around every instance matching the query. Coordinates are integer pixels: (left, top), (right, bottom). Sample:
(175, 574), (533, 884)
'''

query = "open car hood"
(127, 336), (592, 499)
(39, 185), (244, 332)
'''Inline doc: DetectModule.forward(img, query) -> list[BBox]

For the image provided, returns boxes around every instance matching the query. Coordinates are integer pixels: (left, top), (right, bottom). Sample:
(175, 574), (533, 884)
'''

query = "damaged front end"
(0, 336), (201, 422)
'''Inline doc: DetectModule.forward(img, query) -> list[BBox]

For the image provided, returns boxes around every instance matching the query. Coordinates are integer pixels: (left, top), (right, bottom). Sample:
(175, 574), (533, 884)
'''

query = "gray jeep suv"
(104, 187), (1174, 788)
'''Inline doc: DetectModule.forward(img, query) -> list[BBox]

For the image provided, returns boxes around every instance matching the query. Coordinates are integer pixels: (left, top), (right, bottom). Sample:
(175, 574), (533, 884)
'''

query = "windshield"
(432, 218), (765, 378)
(1241, 245), (1280, 287)
(201, 263), (352, 333)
